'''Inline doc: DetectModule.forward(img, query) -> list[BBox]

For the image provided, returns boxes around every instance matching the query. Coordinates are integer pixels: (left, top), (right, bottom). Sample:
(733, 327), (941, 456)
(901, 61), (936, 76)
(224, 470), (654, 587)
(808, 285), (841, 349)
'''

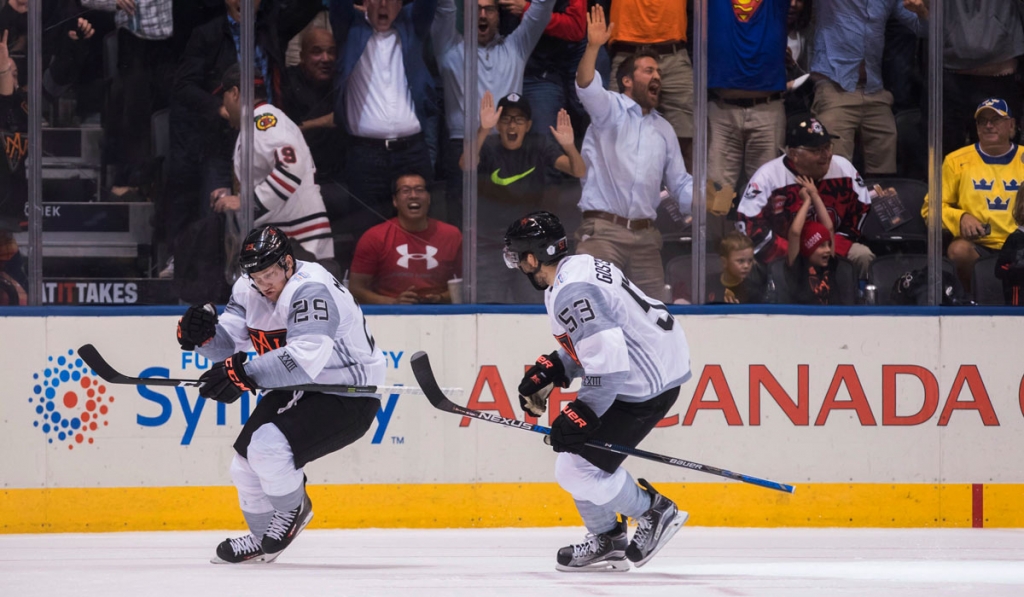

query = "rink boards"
(1, 310), (1022, 532)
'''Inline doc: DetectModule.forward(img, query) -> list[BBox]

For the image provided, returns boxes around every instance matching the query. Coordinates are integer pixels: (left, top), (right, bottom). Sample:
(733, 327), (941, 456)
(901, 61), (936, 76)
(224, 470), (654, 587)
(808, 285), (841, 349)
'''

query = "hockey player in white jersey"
(215, 63), (334, 260)
(175, 225), (386, 564)
(504, 211), (692, 572)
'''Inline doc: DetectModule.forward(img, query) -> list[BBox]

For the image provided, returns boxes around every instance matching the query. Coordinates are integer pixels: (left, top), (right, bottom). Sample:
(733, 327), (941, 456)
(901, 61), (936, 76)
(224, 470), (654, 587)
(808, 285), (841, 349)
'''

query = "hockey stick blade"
(410, 351), (795, 494)
(77, 345), (462, 396)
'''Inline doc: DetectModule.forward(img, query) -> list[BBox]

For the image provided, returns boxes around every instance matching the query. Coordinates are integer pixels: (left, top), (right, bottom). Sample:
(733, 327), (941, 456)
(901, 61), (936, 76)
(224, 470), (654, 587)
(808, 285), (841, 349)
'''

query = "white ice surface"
(2, 527), (1024, 597)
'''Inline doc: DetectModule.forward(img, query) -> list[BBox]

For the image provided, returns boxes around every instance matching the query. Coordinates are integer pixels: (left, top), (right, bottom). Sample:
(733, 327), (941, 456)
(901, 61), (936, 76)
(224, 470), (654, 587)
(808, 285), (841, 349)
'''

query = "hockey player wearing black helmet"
(506, 211), (693, 572)
(175, 225), (386, 565)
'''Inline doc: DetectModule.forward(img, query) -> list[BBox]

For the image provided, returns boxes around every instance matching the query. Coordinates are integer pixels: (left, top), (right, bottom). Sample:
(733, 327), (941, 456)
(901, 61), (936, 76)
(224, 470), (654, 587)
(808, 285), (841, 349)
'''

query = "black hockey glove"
(549, 400), (601, 454)
(177, 303), (218, 351)
(199, 352), (257, 404)
(519, 352), (569, 395)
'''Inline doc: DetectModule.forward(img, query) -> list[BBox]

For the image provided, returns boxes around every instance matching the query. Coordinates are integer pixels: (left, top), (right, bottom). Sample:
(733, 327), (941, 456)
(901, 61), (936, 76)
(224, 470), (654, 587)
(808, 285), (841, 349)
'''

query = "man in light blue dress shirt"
(808, 0), (928, 175)
(572, 5), (692, 299)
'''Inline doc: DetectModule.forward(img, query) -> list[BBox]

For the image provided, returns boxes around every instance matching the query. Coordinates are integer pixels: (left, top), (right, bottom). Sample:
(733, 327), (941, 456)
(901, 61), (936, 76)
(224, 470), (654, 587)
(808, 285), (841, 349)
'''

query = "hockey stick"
(410, 351), (795, 494)
(77, 344), (463, 397)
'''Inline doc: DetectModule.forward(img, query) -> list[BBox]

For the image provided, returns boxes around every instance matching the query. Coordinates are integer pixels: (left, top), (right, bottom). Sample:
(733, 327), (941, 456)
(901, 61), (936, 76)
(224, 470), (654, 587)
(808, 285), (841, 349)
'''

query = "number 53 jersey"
(201, 260), (387, 396)
(544, 254), (692, 411)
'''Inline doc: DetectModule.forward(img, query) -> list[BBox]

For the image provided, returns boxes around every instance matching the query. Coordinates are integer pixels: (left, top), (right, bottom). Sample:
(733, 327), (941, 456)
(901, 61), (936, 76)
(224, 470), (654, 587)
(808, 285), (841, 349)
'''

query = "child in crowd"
(707, 232), (769, 304)
(787, 175), (837, 305)
(995, 188), (1024, 306)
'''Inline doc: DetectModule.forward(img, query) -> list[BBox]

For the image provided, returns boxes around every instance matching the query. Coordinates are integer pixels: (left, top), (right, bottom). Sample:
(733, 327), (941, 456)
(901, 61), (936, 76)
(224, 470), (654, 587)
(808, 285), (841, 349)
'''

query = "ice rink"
(2, 527), (1023, 596)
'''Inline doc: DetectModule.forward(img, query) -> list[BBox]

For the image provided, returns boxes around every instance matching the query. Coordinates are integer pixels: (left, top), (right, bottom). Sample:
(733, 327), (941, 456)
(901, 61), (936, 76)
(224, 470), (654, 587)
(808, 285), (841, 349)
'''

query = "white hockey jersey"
(234, 102), (334, 260)
(199, 260), (386, 396)
(545, 254), (691, 415)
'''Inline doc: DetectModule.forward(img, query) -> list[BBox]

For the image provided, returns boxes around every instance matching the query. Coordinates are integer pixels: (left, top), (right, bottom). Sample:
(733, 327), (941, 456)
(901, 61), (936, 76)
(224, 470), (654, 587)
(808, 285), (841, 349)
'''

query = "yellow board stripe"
(3, 483), (1023, 534)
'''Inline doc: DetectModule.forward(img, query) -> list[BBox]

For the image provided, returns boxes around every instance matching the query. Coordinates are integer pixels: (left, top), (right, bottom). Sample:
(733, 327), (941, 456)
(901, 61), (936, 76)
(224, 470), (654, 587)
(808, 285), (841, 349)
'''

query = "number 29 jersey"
(544, 254), (692, 405)
(201, 260), (387, 395)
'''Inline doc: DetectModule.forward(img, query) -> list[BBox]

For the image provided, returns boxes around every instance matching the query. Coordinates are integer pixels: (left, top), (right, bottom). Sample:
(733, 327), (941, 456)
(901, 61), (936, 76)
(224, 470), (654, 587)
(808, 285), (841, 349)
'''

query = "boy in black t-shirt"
(707, 232), (768, 304)
(787, 175), (837, 305)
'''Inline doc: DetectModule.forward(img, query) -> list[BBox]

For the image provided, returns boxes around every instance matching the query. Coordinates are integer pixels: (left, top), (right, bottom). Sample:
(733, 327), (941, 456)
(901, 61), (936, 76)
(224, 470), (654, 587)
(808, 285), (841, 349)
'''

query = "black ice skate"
(261, 491), (314, 561)
(210, 534), (267, 564)
(555, 518), (630, 572)
(625, 479), (688, 568)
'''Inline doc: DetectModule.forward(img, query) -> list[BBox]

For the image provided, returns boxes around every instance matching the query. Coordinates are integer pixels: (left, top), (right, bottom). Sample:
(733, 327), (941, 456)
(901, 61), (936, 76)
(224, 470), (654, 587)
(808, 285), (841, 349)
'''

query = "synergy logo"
(29, 349), (113, 449)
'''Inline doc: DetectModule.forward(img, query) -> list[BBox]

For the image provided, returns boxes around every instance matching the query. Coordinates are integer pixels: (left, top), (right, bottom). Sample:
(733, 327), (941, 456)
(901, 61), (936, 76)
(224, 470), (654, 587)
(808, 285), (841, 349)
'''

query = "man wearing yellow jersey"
(924, 98), (1024, 290)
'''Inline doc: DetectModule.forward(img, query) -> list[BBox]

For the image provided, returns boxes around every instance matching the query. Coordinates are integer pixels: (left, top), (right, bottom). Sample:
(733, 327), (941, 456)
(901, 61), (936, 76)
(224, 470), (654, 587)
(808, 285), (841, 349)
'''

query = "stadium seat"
(972, 254), (1004, 306)
(869, 254), (961, 305)
(860, 178), (928, 253)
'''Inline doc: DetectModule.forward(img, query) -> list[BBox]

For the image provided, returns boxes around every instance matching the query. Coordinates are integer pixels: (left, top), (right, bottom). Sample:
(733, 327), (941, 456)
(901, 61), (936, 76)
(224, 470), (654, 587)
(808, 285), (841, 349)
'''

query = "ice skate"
(625, 479), (687, 568)
(261, 491), (314, 561)
(210, 533), (267, 564)
(555, 518), (630, 572)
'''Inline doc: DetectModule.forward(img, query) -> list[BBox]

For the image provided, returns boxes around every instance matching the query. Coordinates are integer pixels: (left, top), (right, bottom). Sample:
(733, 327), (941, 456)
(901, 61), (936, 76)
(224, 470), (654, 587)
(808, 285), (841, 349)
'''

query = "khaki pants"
(574, 217), (667, 300)
(708, 99), (785, 190)
(846, 242), (875, 279)
(609, 47), (694, 139)
(811, 80), (897, 175)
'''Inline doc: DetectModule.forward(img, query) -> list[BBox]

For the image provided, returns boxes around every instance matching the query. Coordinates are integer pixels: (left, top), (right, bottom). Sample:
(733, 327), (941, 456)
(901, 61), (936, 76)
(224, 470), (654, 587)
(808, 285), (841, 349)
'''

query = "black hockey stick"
(77, 344), (462, 396)
(410, 351), (795, 494)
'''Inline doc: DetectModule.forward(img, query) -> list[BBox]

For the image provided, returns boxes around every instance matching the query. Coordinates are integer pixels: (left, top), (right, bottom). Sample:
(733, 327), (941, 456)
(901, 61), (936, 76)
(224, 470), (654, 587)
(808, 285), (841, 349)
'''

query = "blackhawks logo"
(255, 113), (278, 131)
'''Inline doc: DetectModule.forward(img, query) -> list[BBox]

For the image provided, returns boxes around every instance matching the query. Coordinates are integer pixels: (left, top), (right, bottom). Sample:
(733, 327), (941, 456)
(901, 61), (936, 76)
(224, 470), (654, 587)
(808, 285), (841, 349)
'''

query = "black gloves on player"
(518, 352), (570, 417)
(549, 400), (600, 454)
(199, 352), (257, 404)
(177, 304), (218, 351)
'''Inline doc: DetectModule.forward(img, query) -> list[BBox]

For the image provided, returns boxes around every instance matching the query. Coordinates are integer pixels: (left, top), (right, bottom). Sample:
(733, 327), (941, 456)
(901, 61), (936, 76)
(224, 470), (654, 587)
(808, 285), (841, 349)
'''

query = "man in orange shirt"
(605, 0), (692, 164)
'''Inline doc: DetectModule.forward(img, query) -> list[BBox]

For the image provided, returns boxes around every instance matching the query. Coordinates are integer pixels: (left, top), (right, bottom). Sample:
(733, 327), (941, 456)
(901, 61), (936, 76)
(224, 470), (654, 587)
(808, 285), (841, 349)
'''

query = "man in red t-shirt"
(349, 173), (462, 304)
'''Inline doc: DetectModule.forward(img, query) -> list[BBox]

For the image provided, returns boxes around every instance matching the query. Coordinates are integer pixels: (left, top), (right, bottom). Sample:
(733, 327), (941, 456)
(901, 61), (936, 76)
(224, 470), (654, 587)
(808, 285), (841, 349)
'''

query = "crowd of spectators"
(3, 0), (1024, 307)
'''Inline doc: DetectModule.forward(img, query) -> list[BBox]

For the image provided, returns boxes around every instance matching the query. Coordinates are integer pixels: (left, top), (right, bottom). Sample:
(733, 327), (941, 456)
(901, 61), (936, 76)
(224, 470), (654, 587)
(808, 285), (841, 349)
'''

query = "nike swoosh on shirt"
(491, 167), (536, 186)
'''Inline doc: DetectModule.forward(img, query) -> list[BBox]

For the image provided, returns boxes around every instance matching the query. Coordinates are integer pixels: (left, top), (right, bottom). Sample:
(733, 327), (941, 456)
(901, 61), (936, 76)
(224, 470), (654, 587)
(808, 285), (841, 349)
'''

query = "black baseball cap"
(497, 93), (532, 120)
(785, 115), (839, 148)
(213, 63), (266, 96)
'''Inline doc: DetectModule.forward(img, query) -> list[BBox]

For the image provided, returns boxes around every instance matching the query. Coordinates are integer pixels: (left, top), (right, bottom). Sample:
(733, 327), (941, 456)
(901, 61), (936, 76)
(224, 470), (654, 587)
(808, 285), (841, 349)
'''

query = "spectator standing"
(460, 91), (584, 303)
(349, 173), (462, 304)
(164, 0), (322, 276)
(808, 0), (928, 175)
(736, 115), (874, 277)
(213, 65), (335, 263)
(942, 0), (1024, 154)
(572, 5), (693, 299)
(923, 99), (1024, 292)
(784, 0), (815, 117)
(606, 0), (693, 165)
(707, 0), (789, 193)
(81, 0), (174, 197)
(432, 0), (554, 227)
(330, 0), (437, 236)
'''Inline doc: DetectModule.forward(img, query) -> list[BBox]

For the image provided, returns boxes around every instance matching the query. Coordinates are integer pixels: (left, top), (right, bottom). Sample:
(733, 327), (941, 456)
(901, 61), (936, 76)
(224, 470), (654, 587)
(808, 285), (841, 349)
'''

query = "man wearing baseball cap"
(737, 114), (874, 277)
(922, 98), (1024, 291)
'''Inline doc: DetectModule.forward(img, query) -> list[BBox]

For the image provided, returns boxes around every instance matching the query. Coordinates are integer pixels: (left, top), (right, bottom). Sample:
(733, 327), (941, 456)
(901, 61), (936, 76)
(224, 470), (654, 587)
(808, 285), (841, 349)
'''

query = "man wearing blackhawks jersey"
(214, 63), (335, 262)
(176, 225), (385, 565)
(736, 115), (874, 277)
(504, 211), (692, 572)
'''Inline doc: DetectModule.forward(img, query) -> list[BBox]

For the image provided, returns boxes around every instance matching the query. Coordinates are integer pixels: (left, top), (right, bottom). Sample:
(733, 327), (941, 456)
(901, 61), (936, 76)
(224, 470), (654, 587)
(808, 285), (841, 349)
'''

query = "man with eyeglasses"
(922, 98), (1024, 291)
(349, 172), (463, 304)
(432, 0), (555, 227)
(736, 115), (874, 277)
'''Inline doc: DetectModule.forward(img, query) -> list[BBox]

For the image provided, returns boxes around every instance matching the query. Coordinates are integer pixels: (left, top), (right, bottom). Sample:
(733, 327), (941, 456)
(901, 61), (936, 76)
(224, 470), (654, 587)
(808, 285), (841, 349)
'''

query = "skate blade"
(209, 554), (271, 565)
(555, 558), (630, 573)
(631, 509), (688, 569)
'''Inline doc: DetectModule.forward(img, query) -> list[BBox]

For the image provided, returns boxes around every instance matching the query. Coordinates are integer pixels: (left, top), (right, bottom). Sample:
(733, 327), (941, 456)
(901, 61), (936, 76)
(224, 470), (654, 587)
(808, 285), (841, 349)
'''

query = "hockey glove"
(519, 352), (569, 396)
(199, 352), (257, 404)
(177, 303), (218, 351)
(549, 400), (601, 454)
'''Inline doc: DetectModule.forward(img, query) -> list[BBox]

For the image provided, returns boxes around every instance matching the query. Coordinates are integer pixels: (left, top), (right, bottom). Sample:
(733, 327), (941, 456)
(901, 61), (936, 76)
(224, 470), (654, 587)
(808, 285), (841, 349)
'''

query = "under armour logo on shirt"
(396, 244), (439, 269)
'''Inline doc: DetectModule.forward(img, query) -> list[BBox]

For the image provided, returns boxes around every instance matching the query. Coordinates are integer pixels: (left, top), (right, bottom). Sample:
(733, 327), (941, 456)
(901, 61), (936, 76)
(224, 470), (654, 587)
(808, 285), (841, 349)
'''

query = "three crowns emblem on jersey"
(396, 244), (440, 269)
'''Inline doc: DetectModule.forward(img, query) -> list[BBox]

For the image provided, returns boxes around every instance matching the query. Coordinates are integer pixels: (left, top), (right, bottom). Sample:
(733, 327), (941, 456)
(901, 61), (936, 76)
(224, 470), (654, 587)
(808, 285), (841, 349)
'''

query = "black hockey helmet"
(239, 225), (293, 275)
(503, 211), (568, 268)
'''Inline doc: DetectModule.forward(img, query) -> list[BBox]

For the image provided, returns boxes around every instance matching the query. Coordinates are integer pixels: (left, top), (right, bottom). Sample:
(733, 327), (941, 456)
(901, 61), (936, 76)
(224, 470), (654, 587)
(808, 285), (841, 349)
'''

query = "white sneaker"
(158, 257), (174, 279)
